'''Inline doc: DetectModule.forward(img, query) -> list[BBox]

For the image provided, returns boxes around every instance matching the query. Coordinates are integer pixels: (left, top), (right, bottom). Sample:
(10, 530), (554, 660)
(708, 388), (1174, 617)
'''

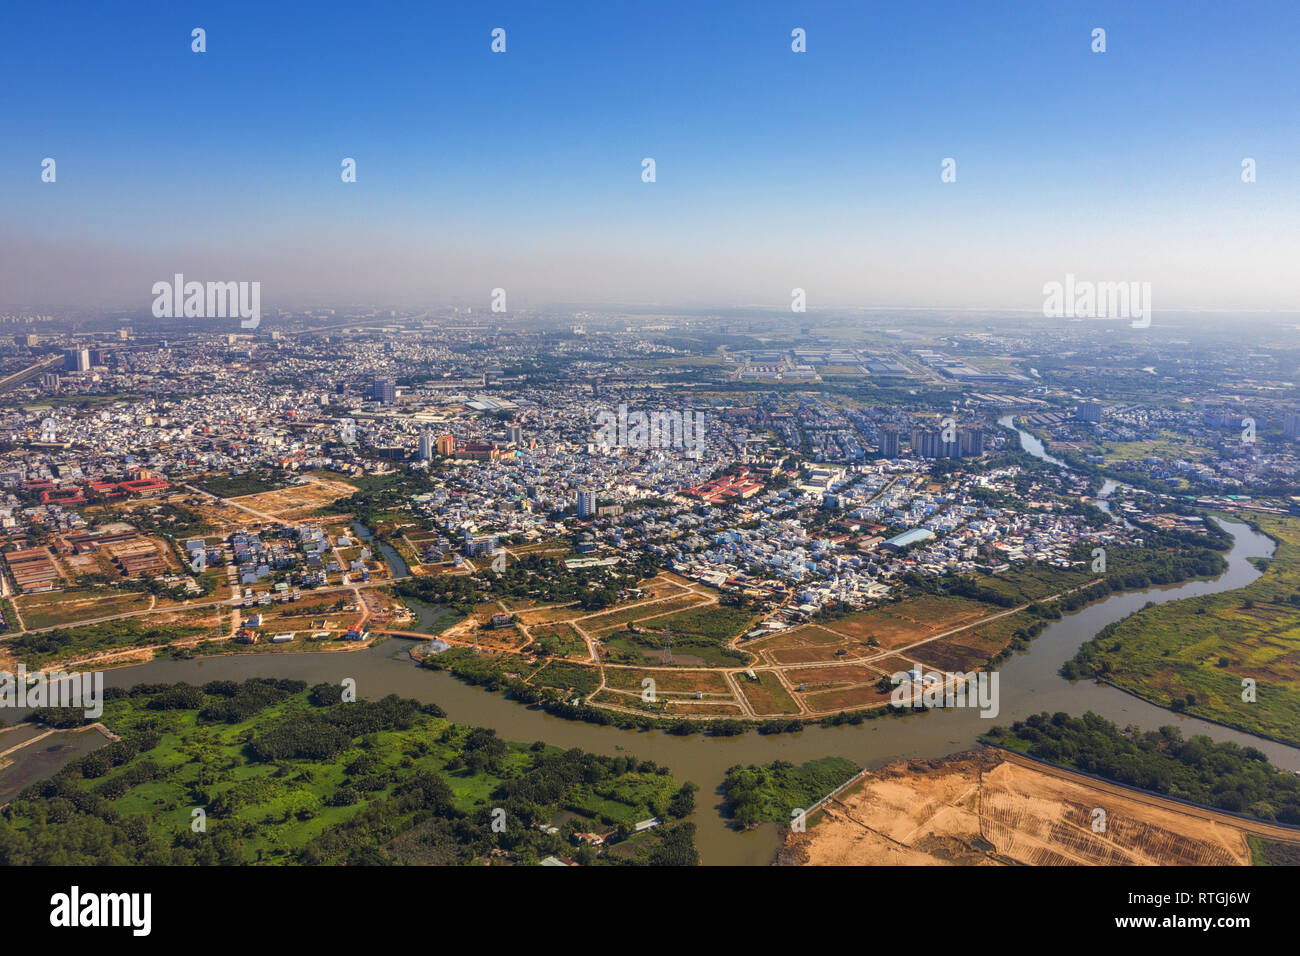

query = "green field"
(1066, 513), (1300, 747)
(192, 472), (291, 498)
(603, 605), (758, 667)
(0, 680), (698, 865)
(6, 615), (213, 666)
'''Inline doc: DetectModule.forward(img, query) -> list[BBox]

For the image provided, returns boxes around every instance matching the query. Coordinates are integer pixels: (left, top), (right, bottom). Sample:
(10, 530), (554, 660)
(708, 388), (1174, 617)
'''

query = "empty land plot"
(799, 683), (895, 713)
(637, 575), (693, 601)
(751, 626), (851, 664)
(736, 672), (801, 715)
(5, 609), (219, 668)
(474, 627), (529, 653)
(783, 663), (886, 691)
(980, 761), (1250, 866)
(495, 596), (547, 612)
(601, 667), (733, 696)
(865, 654), (918, 673)
(655, 571), (697, 590)
(754, 625), (843, 649)
(623, 604), (760, 656)
(581, 594), (708, 633)
(829, 596), (993, 650)
(141, 606), (223, 630)
(228, 482), (350, 518)
(914, 635), (1003, 673)
(16, 589), (151, 629)
(508, 539), (571, 556)
(528, 660), (601, 696)
(528, 622), (588, 659)
(911, 612), (1029, 671)
(187, 502), (249, 531)
(661, 701), (746, 717)
(516, 604), (585, 626)
(780, 750), (1261, 867)
(590, 688), (648, 708)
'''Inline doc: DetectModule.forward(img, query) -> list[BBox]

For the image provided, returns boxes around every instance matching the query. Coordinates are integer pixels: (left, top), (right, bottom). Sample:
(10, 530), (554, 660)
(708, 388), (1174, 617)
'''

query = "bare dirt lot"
(777, 749), (1283, 866)
(227, 479), (357, 520)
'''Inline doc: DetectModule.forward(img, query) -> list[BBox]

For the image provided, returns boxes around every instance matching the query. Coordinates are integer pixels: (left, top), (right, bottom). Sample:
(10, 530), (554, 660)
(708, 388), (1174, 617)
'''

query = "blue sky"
(2, 0), (1298, 310)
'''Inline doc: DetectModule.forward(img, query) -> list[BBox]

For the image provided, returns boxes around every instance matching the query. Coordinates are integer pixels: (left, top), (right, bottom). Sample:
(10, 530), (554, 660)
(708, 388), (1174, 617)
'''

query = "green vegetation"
(1064, 513), (1300, 746)
(0, 598), (20, 635)
(721, 757), (860, 828)
(1248, 835), (1300, 866)
(6, 617), (212, 667)
(531, 660), (602, 696)
(321, 471), (440, 526)
(0, 680), (698, 865)
(395, 552), (658, 614)
(191, 471), (291, 498)
(909, 536), (1227, 611)
(122, 502), (213, 540)
(423, 648), (751, 736)
(985, 711), (1300, 824)
(604, 604), (757, 667)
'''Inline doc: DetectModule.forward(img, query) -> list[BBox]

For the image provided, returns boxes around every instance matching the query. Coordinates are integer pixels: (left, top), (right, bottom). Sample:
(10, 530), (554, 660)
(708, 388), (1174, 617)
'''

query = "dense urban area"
(1, 306), (1299, 868)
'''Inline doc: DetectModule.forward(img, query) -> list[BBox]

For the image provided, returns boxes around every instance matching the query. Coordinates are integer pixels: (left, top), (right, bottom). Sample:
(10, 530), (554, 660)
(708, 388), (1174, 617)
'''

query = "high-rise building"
(959, 425), (984, 457)
(878, 425), (900, 458)
(1285, 412), (1300, 441)
(577, 488), (597, 519)
(911, 424), (981, 459)
(910, 427), (959, 459)
(1076, 400), (1103, 423)
(436, 434), (456, 457)
(462, 531), (499, 558)
(418, 432), (435, 461)
(506, 424), (522, 445)
(371, 377), (396, 404)
(63, 348), (90, 372)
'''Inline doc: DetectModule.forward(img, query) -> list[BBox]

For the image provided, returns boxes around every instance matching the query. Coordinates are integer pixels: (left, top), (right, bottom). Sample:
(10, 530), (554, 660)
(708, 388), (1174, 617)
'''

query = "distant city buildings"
(1285, 411), (1300, 441)
(878, 425), (901, 458)
(910, 424), (983, 459)
(63, 348), (90, 372)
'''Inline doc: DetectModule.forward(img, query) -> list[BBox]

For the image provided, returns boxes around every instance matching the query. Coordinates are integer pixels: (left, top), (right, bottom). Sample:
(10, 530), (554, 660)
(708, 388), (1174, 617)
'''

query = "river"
(3, 429), (1293, 865)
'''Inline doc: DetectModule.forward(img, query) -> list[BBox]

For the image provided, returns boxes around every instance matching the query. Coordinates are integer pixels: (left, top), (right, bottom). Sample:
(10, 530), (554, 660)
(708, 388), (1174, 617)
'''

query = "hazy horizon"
(4, 0), (1298, 314)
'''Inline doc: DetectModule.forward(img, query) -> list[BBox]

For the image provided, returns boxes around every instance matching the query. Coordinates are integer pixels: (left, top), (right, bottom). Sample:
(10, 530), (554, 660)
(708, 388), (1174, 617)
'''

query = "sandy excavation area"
(777, 749), (1263, 867)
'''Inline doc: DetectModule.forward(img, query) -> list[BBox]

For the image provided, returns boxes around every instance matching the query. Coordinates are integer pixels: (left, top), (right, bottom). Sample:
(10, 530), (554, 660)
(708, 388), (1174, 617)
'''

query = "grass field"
(1067, 512), (1300, 746)
(736, 671), (801, 716)
(603, 604), (758, 667)
(15, 588), (151, 629)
